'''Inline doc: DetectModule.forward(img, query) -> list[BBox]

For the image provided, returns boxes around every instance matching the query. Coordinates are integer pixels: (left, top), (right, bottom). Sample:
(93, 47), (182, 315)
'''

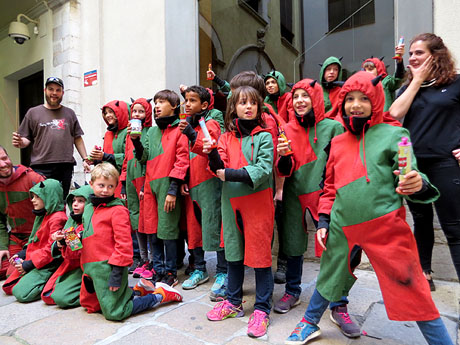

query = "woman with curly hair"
(390, 33), (460, 290)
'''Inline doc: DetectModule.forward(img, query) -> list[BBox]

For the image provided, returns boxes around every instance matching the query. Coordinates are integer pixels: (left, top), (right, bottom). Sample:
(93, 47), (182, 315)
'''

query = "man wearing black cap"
(12, 77), (90, 197)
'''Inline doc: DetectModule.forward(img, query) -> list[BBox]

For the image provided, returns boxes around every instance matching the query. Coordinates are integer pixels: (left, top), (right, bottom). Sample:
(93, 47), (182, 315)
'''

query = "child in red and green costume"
(131, 90), (189, 286)
(319, 56), (344, 113)
(2, 179), (67, 302)
(41, 183), (92, 307)
(121, 98), (153, 278)
(179, 85), (226, 298)
(285, 71), (453, 345)
(79, 163), (182, 320)
(264, 70), (293, 123)
(0, 146), (44, 279)
(204, 86), (274, 339)
(89, 100), (129, 198)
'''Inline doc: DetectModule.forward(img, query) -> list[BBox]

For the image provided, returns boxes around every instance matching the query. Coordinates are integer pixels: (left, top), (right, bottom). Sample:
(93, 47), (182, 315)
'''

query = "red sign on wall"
(84, 70), (97, 87)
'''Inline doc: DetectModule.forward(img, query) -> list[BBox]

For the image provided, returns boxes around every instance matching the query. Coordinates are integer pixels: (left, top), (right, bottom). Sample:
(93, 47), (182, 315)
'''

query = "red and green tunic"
(316, 72), (440, 321)
(0, 165), (44, 278)
(276, 79), (344, 257)
(320, 56), (343, 113)
(218, 127), (274, 268)
(183, 116), (222, 251)
(41, 184), (92, 307)
(139, 119), (189, 239)
(264, 70), (294, 123)
(121, 98), (152, 231)
(79, 198), (134, 321)
(3, 179), (67, 302)
(102, 100), (129, 198)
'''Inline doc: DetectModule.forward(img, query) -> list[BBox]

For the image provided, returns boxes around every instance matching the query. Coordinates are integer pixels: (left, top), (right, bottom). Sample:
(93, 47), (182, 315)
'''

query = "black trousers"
(31, 162), (74, 199)
(407, 157), (460, 280)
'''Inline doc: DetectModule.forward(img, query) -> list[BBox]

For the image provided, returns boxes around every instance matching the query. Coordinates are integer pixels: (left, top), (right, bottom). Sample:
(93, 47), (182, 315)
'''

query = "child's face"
(131, 104), (146, 120)
(185, 91), (207, 115)
(90, 176), (118, 198)
(236, 94), (258, 120)
(154, 98), (175, 118)
(31, 193), (45, 210)
(324, 64), (339, 82)
(103, 108), (118, 125)
(72, 196), (86, 214)
(265, 77), (279, 95)
(292, 89), (312, 115)
(364, 64), (378, 76)
(344, 91), (372, 118)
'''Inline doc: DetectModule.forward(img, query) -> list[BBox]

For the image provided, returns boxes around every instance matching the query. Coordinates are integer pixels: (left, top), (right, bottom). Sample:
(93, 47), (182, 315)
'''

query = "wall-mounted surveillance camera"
(8, 14), (39, 45)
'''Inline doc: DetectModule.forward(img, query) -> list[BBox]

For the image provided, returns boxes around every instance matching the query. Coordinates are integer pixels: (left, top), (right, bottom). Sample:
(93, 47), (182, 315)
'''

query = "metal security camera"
(8, 14), (39, 45)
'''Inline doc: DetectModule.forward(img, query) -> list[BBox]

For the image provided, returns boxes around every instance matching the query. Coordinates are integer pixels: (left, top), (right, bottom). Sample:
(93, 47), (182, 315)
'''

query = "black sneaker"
(152, 272), (165, 283)
(274, 259), (287, 284)
(185, 264), (196, 276)
(427, 278), (436, 291)
(128, 257), (141, 274)
(161, 272), (178, 287)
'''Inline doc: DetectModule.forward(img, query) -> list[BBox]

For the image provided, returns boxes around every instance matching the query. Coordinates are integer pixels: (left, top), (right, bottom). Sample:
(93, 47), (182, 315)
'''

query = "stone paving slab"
(1, 257), (458, 345)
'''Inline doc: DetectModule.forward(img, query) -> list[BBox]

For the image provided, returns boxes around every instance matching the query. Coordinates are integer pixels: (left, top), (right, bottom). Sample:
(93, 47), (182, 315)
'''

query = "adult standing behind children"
(0, 146), (44, 279)
(12, 77), (90, 198)
(390, 33), (460, 290)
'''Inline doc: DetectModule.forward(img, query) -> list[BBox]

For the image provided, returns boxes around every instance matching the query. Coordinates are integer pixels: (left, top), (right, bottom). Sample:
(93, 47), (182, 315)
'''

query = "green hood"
(66, 184), (93, 209)
(264, 70), (287, 96)
(319, 56), (343, 83)
(29, 179), (65, 215)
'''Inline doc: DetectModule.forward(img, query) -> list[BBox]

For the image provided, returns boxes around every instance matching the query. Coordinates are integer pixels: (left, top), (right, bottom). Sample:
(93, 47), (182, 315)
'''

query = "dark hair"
(225, 86), (265, 132)
(0, 145), (7, 156)
(154, 89), (180, 108)
(184, 85), (211, 106)
(229, 71), (266, 98)
(409, 33), (456, 86)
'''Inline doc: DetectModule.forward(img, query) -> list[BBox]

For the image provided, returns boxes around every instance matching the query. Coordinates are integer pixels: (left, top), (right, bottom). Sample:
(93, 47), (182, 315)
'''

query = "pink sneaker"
(247, 310), (269, 338)
(206, 300), (244, 321)
(133, 261), (149, 278)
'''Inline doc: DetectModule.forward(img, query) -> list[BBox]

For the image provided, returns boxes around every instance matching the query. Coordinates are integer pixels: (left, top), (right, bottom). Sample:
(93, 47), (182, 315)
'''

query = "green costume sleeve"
(382, 75), (403, 93)
(243, 132), (274, 190)
(207, 109), (225, 132)
(114, 153), (125, 171)
(0, 212), (9, 250)
(51, 242), (62, 259)
(137, 131), (150, 165)
(220, 80), (231, 93)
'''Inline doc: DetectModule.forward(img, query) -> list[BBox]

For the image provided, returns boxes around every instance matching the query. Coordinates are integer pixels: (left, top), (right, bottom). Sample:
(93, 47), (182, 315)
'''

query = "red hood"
(362, 58), (388, 79)
(290, 78), (326, 124)
(0, 165), (34, 186)
(130, 98), (153, 127)
(206, 88), (214, 110)
(102, 100), (129, 130)
(336, 71), (385, 128)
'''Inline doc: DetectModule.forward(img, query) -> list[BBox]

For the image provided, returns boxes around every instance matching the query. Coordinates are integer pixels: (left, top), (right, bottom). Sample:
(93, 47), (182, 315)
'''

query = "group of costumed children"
(1, 41), (454, 345)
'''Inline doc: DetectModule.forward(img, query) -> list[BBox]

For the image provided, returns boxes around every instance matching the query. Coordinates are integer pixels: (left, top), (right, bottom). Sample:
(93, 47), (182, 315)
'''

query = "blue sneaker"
(285, 321), (321, 344)
(210, 273), (228, 301)
(182, 270), (209, 290)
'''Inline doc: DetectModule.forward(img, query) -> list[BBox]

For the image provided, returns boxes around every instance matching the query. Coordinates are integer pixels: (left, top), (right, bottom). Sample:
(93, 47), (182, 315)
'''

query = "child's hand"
(274, 188), (283, 206)
(452, 148), (460, 162)
(394, 170), (423, 195)
(9, 254), (18, 265)
(202, 138), (216, 153)
(109, 286), (120, 292)
(0, 250), (10, 262)
(82, 160), (91, 172)
(164, 194), (177, 213)
(179, 84), (188, 94)
(395, 43), (405, 56)
(120, 193), (127, 200)
(277, 137), (291, 156)
(51, 230), (64, 242)
(206, 69), (216, 80)
(216, 169), (225, 181)
(90, 147), (104, 161)
(139, 190), (144, 200)
(180, 184), (189, 196)
(178, 120), (188, 133)
(316, 228), (328, 251)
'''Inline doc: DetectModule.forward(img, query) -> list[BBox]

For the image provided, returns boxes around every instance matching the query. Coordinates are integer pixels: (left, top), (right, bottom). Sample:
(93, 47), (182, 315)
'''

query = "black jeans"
(193, 247), (227, 274)
(31, 162), (74, 198)
(407, 157), (460, 280)
(227, 260), (273, 314)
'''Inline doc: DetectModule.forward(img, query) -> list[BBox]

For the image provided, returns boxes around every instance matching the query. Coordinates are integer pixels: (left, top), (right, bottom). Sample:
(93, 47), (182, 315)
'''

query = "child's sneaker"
(210, 272), (227, 301)
(161, 272), (178, 287)
(182, 270), (209, 290)
(129, 257), (140, 274)
(207, 300), (244, 321)
(133, 278), (156, 296)
(133, 261), (149, 278)
(274, 293), (300, 313)
(247, 310), (270, 338)
(154, 282), (183, 303)
(285, 321), (321, 344)
(329, 305), (361, 338)
(185, 264), (195, 276)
